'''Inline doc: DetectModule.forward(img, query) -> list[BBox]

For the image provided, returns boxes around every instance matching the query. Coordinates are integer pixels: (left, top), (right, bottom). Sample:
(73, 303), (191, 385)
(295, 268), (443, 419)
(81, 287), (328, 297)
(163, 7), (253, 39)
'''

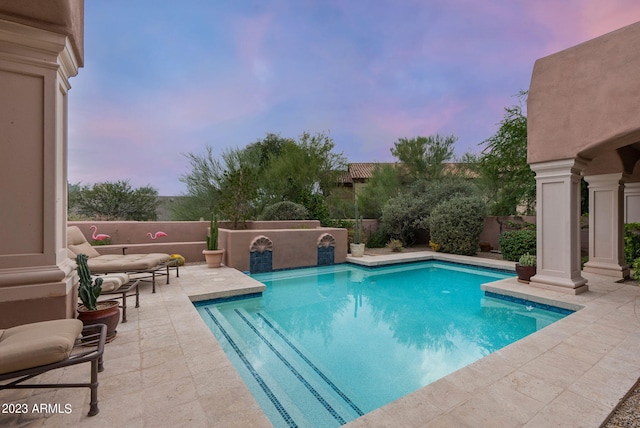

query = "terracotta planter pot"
(350, 243), (365, 257)
(203, 249), (225, 268)
(77, 300), (120, 342)
(515, 264), (537, 284)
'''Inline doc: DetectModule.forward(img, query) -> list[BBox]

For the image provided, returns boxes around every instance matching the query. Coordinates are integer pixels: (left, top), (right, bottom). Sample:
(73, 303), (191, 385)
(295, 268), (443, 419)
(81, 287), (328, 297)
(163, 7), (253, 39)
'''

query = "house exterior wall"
(528, 21), (640, 164)
(528, 20), (640, 290)
(0, 2), (84, 328)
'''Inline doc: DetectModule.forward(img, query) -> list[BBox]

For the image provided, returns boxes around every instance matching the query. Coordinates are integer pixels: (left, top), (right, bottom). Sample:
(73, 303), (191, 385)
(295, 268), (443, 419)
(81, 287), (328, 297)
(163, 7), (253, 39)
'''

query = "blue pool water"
(196, 261), (571, 428)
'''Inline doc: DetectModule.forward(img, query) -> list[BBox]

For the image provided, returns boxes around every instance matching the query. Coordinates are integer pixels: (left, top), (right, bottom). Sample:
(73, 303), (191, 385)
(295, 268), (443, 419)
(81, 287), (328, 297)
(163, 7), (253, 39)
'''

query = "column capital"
(530, 157), (589, 178)
(583, 172), (628, 186)
(0, 19), (79, 85)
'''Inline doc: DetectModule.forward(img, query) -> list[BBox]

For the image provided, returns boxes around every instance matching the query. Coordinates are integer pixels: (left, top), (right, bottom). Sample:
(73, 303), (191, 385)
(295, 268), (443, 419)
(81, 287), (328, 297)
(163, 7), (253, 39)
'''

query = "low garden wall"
(478, 216), (536, 252)
(68, 221), (209, 263)
(219, 227), (348, 272)
(69, 220), (348, 271)
(71, 217), (561, 269)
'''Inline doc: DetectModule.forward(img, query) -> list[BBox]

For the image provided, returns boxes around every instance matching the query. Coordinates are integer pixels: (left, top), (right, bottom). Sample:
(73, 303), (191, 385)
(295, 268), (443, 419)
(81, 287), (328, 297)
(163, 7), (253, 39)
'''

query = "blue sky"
(68, 1), (640, 195)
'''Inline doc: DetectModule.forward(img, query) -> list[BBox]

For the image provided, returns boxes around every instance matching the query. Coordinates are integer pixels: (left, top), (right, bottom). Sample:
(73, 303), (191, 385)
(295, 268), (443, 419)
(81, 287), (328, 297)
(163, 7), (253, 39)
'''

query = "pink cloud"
(524, 1), (640, 56)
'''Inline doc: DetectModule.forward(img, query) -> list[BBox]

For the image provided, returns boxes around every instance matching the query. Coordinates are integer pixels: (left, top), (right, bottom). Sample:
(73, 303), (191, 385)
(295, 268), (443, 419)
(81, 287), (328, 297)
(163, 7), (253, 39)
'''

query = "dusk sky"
(68, 1), (640, 195)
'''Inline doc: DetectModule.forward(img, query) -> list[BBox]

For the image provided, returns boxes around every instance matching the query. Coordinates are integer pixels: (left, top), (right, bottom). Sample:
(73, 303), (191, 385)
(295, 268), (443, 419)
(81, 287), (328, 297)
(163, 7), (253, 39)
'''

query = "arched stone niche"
(249, 235), (273, 273)
(317, 233), (336, 266)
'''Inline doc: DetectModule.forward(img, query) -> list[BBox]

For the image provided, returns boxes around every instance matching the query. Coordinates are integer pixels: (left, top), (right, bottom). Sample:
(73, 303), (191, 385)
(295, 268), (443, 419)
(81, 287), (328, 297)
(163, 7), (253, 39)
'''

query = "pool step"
(201, 306), (312, 428)
(251, 310), (365, 418)
(202, 306), (363, 427)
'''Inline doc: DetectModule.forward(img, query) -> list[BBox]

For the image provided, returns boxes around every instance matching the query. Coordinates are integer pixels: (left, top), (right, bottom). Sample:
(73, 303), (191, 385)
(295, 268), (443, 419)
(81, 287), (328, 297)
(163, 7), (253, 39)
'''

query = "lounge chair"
(67, 226), (171, 292)
(0, 320), (106, 416)
(97, 273), (140, 322)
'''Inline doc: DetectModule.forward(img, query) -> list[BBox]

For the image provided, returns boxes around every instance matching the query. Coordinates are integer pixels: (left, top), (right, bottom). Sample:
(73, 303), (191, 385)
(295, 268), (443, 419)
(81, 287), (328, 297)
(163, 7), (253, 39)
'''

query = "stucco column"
(0, 20), (80, 327)
(624, 182), (640, 223)
(583, 174), (629, 278)
(530, 158), (588, 294)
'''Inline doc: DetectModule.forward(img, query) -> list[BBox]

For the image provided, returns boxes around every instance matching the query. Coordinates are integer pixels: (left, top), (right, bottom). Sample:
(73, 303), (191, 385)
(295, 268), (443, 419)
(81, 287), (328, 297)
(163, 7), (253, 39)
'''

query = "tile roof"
(349, 163), (389, 179)
(336, 162), (476, 184)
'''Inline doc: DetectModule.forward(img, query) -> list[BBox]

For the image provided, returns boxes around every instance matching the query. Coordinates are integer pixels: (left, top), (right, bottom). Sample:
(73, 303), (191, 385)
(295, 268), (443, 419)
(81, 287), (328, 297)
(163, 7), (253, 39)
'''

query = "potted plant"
(350, 202), (365, 257)
(516, 253), (537, 283)
(203, 214), (225, 268)
(479, 241), (491, 252)
(75, 254), (120, 342)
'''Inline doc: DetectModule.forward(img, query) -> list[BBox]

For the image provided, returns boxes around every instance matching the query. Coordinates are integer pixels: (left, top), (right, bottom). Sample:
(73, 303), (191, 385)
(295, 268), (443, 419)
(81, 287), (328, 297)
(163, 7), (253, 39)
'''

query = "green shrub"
(428, 196), (487, 256)
(499, 228), (536, 261)
(386, 239), (404, 252)
(380, 194), (429, 245)
(624, 223), (640, 265)
(380, 179), (478, 246)
(632, 257), (640, 281)
(261, 201), (309, 221)
(365, 227), (389, 248)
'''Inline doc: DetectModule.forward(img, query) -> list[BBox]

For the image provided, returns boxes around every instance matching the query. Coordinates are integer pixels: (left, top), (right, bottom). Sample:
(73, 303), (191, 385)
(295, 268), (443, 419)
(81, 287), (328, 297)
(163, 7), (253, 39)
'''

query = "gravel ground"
(364, 245), (640, 427)
(603, 380), (640, 427)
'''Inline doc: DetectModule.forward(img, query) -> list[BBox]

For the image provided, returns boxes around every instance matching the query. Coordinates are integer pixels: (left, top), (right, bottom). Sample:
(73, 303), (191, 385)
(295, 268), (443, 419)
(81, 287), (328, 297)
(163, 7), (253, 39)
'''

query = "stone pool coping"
(2, 254), (638, 426)
(345, 253), (640, 427)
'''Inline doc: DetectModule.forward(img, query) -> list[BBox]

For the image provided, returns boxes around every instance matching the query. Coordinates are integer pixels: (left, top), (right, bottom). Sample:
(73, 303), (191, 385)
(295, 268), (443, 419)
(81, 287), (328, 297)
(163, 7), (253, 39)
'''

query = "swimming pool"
(195, 261), (571, 428)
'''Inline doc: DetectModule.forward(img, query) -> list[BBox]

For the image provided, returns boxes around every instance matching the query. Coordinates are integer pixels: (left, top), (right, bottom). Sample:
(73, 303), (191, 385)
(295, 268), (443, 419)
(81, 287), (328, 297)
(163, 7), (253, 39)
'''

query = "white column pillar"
(0, 20), (80, 327)
(583, 174), (629, 278)
(624, 182), (640, 223)
(530, 158), (588, 294)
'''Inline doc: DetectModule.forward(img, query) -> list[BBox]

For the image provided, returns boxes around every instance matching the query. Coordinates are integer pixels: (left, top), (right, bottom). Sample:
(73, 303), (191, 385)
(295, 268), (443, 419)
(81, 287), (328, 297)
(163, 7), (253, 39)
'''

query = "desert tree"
(71, 180), (159, 220)
(477, 91), (535, 215)
(390, 134), (456, 181)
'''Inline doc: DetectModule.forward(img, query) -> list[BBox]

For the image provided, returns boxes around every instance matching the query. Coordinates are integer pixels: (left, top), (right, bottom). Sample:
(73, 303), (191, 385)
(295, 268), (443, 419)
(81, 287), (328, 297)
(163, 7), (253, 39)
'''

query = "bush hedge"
(428, 196), (487, 256)
(260, 201), (309, 221)
(499, 228), (536, 261)
(624, 223), (640, 265)
(380, 179), (478, 246)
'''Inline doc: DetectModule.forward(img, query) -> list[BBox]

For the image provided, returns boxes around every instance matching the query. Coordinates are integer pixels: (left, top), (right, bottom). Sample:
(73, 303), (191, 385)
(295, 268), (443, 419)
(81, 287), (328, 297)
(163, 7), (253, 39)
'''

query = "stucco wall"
(0, 4), (83, 328)
(0, 0), (84, 65)
(68, 221), (349, 270)
(528, 21), (640, 164)
(69, 221), (209, 263)
(478, 216), (536, 251)
(220, 228), (348, 272)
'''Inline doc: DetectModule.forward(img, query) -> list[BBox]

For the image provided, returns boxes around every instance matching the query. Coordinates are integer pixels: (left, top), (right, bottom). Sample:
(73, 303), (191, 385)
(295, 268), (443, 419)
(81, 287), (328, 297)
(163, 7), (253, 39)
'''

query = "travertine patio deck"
(1, 254), (639, 427)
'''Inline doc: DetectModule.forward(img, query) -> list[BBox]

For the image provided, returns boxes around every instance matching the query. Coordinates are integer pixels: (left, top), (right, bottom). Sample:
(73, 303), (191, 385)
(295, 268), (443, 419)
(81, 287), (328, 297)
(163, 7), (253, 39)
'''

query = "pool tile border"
(3, 256), (636, 427)
(484, 290), (575, 315)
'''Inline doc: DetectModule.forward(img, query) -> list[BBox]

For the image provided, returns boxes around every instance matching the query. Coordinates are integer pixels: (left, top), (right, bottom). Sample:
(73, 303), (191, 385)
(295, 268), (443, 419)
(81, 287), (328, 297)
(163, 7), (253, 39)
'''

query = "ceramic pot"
(350, 243), (365, 257)
(203, 249), (225, 268)
(515, 264), (537, 283)
(77, 300), (120, 342)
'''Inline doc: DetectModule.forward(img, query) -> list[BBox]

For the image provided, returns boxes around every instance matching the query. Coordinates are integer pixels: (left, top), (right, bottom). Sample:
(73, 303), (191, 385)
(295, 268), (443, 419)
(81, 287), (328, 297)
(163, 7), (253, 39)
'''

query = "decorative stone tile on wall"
(317, 233), (336, 266)
(250, 235), (273, 273)
(317, 247), (334, 266)
(250, 250), (273, 273)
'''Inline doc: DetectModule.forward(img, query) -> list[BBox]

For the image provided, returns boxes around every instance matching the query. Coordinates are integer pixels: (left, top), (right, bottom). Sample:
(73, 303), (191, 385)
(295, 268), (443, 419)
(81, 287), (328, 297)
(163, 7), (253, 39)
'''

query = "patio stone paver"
(1, 256), (639, 427)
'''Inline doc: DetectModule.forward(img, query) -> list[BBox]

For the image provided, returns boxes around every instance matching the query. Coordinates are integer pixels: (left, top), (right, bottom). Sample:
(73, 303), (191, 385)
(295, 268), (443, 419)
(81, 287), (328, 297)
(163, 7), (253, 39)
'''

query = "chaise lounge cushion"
(67, 226), (170, 273)
(0, 319), (83, 375)
(67, 225), (101, 258)
(86, 254), (170, 273)
(96, 273), (129, 292)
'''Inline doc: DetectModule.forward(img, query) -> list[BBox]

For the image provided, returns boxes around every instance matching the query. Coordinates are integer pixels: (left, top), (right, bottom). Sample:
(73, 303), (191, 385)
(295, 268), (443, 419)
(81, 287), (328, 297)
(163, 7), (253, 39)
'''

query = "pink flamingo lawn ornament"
(147, 231), (168, 240)
(89, 225), (111, 241)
